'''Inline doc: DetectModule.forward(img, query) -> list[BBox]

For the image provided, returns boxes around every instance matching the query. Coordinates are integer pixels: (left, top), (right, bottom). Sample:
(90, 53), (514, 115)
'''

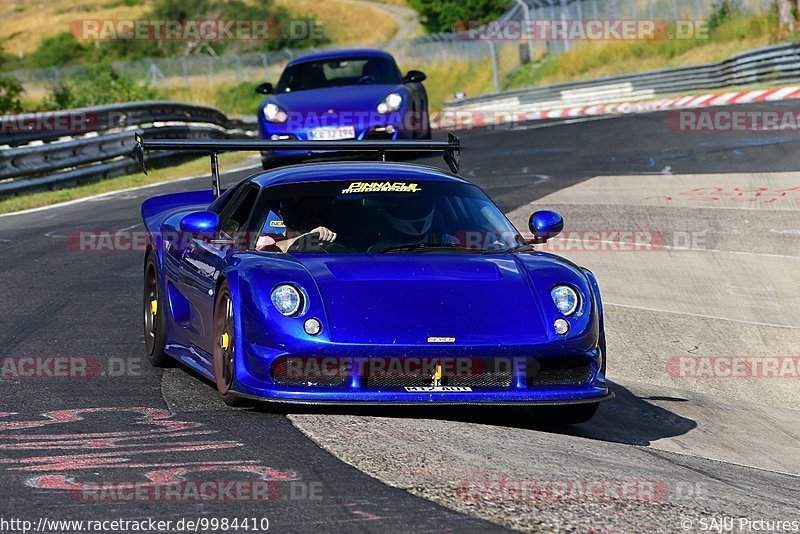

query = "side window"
(209, 183), (242, 214)
(218, 185), (259, 244)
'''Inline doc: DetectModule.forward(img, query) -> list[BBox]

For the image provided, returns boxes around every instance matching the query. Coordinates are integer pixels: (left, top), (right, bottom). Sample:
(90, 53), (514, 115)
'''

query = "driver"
(256, 197), (337, 252)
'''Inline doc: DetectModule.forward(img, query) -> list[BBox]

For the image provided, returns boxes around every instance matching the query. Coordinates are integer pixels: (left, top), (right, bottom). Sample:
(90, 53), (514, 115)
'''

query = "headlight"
(263, 103), (288, 123)
(377, 93), (403, 114)
(271, 284), (304, 316)
(551, 285), (579, 316)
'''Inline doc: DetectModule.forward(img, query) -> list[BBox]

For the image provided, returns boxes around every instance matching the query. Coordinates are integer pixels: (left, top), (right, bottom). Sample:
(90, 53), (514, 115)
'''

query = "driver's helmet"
(278, 198), (303, 228)
(384, 196), (434, 237)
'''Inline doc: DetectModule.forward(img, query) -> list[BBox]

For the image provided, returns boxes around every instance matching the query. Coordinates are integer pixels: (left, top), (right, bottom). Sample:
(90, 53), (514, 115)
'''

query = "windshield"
(253, 180), (525, 254)
(276, 57), (403, 92)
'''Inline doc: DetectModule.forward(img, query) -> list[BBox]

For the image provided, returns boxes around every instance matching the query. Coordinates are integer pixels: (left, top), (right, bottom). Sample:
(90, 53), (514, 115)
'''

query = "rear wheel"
(213, 281), (246, 406)
(531, 402), (599, 425)
(143, 253), (171, 367)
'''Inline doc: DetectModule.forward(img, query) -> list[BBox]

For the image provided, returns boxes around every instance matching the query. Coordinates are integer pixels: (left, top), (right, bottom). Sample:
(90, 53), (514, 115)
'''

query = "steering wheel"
(287, 232), (329, 254)
(356, 75), (376, 85)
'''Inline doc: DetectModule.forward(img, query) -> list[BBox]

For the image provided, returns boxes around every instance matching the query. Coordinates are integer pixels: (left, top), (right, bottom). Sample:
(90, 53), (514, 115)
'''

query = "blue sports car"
(254, 49), (431, 169)
(136, 134), (610, 424)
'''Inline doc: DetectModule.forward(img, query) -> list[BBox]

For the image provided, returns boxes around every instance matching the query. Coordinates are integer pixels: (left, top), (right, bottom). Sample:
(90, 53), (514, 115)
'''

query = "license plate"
(404, 386), (473, 392)
(309, 126), (355, 141)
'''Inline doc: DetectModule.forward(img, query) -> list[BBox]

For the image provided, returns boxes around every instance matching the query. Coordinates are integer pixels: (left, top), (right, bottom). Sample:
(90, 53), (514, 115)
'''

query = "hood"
(268, 85), (405, 114)
(294, 254), (550, 345)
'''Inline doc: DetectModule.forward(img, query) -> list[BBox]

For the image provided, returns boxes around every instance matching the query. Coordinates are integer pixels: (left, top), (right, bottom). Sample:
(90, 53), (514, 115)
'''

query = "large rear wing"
(133, 132), (461, 198)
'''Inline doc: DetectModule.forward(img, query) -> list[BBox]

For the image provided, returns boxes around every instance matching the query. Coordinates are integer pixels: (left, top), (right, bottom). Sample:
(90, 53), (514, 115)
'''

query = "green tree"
(0, 45), (25, 114)
(30, 32), (88, 68)
(407, 0), (510, 33)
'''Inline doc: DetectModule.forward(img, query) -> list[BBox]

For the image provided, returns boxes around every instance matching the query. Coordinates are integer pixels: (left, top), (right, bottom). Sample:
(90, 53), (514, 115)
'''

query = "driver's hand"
(310, 226), (337, 244)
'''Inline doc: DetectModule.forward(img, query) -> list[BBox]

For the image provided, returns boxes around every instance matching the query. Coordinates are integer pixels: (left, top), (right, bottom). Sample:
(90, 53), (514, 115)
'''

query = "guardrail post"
(548, 2), (559, 54)
(487, 40), (500, 93)
(180, 57), (189, 89)
(235, 54), (243, 82)
(515, 0), (535, 65)
(260, 53), (269, 79)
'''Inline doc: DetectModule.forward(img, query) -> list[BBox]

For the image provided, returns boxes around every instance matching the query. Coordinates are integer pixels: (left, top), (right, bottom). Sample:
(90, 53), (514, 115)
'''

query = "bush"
(43, 64), (157, 109)
(407, 0), (509, 33)
(30, 32), (88, 68)
(708, 0), (738, 32)
(0, 75), (25, 114)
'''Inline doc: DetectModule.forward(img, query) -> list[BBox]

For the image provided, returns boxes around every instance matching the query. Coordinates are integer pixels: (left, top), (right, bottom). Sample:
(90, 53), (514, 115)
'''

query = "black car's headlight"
(551, 285), (579, 316)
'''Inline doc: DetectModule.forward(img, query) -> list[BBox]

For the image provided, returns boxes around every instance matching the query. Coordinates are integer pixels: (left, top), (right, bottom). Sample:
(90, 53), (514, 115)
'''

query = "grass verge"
(0, 152), (256, 215)
(506, 11), (782, 89)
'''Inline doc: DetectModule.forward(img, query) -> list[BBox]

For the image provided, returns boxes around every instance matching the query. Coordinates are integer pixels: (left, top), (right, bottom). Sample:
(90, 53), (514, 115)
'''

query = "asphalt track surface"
(1, 100), (799, 533)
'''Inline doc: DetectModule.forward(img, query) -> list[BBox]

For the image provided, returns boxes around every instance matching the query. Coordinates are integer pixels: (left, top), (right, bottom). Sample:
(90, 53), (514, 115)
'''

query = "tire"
(531, 402), (599, 425)
(143, 253), (171, 367)
(212, 281), (247, 406)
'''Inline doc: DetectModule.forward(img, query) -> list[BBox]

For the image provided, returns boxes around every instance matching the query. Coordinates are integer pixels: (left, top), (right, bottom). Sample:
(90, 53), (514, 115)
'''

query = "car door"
(177, 183), (261, 356)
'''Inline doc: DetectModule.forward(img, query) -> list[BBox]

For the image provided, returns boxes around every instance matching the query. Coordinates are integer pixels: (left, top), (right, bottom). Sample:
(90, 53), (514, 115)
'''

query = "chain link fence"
(8, 0), (777, 105)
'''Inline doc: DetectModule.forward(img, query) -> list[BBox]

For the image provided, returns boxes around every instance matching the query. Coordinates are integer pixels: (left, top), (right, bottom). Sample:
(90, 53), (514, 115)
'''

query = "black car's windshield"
(275, 57), (403, 92)
(253, 179), (526, 254)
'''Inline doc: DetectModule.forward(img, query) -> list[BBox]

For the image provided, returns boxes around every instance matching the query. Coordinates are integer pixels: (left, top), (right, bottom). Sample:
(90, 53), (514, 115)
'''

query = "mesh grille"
(526, 357), (594, 387)
(360, 358), (514, 389)
(271, 357), (348, 387)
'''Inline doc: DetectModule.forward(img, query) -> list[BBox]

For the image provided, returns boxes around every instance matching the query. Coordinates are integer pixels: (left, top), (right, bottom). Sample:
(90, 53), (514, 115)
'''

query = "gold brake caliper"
(150, 299), (158, 316)
(220, 333), (230, 351)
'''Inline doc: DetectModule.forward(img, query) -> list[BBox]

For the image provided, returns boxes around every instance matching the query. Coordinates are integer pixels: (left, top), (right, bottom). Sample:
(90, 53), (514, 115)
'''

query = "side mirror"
(180, 211), (220, 235)
(255, 82), (274, 95)
(403, 70), (427, 83)
(529, 210), (564, 244)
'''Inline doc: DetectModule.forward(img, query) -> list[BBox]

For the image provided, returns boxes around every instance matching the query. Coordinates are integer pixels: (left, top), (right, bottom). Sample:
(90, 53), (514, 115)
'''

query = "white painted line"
(604, 301), (800, 329)
(708, 92), (741, 106)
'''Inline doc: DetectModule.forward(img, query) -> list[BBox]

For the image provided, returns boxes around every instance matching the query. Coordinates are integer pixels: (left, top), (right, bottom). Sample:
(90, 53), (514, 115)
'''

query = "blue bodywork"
(141, 162), (609, 405)
(257, 49), (431, 162)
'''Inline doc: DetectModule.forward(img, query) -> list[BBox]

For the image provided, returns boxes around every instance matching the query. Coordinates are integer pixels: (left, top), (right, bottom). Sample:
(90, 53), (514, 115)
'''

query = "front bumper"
(258, 114), (422, 160)
(232, 343), (610, 405)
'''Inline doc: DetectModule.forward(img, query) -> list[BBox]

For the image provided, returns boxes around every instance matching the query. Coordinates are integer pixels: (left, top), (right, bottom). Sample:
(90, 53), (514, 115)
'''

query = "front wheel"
(213, 281), (247, 406)
(531, 402), (599, 425)
(143, 253), (171, 367)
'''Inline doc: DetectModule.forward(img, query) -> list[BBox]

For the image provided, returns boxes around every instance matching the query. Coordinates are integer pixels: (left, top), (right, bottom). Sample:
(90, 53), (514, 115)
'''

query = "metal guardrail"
(0, 101), (257, 197)
(445, 42), (800, 113)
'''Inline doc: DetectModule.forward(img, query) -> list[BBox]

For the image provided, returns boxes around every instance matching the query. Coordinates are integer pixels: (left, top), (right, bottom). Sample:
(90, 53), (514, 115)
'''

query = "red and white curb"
(433, 86), (800, 129)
